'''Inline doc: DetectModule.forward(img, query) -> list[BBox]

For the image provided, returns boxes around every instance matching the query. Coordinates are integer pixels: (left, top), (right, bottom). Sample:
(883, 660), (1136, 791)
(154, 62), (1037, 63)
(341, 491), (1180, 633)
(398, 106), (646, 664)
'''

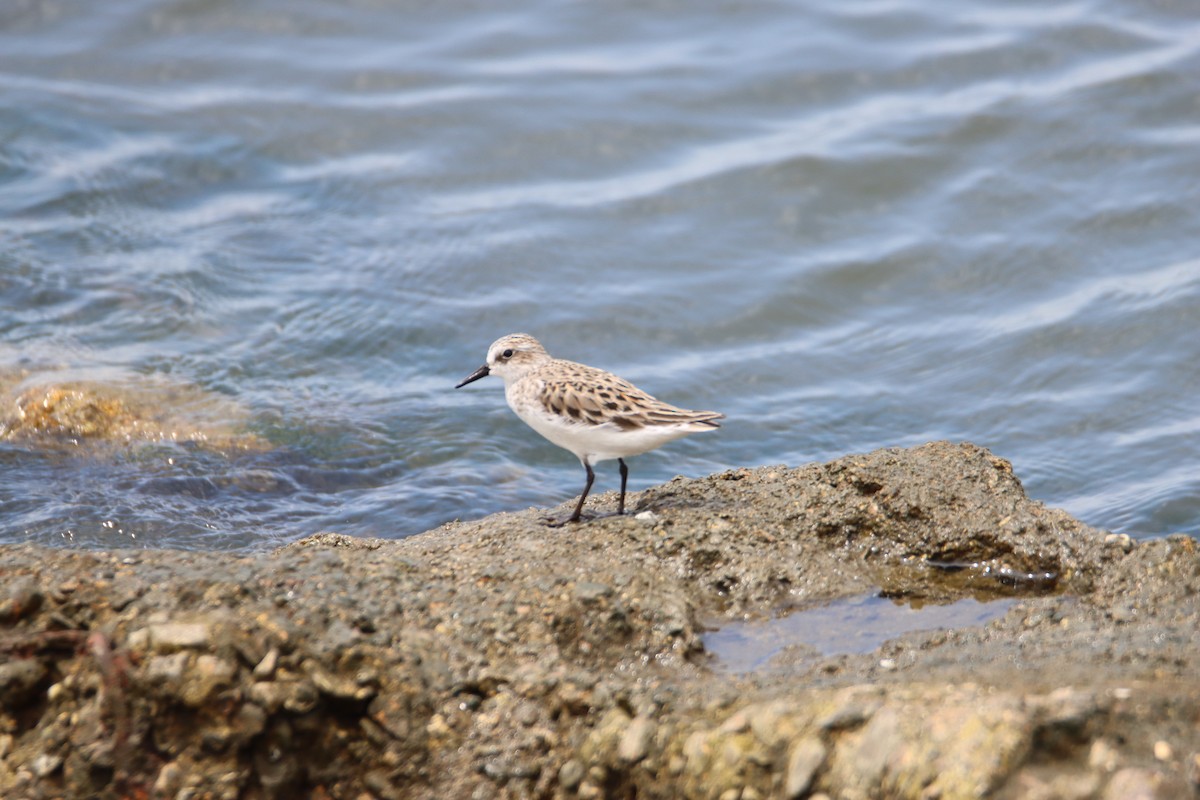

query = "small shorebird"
(456, 333), (724, 524)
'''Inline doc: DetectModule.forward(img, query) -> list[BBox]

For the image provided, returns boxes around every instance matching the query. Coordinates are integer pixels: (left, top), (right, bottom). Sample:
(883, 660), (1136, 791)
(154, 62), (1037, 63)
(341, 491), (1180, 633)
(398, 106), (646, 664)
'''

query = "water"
(704, 592), (1017, 673)
(2, 0), (1198, 551)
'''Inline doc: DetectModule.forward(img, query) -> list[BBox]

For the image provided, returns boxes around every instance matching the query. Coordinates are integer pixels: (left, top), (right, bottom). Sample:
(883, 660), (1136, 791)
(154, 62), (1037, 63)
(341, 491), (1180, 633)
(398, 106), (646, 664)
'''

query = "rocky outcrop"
(1, 442), (1197, 798)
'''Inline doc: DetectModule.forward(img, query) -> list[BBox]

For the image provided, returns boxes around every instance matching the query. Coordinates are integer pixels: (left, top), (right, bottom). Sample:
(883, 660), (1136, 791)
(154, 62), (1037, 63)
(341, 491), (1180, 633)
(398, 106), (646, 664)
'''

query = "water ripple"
(2, 0), (1198, 548)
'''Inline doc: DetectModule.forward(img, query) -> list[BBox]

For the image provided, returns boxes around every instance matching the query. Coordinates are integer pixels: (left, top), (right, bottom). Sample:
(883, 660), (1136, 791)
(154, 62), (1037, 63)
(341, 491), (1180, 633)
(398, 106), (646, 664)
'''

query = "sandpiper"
(456, 333), (724, 523)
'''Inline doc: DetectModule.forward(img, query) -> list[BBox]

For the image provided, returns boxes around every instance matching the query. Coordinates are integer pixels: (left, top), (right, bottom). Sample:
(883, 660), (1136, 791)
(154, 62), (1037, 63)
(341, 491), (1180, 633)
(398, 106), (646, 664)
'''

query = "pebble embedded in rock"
(253, 647), (280, 680)
(32, 754), (61, 778)
(559, 758), (585, 790)
(152, 761), (184, 797)
(129, 622), (213, 653)
(1102, 767), (1181, 800)
(179, 655), (237, 707)
(1088, 739), (1120, 772)
(1104, 533), (1135, 553)
(281, 681), (320, 714)
(248, 681), (287, 713)
(574, 582), (614, 603)
(618, 716), (656, 764)
(784, 736), (827, 799)
(144, 652), (189, 687)
(307, 661), (375, 702)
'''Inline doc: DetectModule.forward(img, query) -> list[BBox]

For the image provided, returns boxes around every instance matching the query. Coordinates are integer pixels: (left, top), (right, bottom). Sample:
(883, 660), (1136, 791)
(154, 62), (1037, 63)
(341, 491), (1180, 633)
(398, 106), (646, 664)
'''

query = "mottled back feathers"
(536, 360), (722, 431)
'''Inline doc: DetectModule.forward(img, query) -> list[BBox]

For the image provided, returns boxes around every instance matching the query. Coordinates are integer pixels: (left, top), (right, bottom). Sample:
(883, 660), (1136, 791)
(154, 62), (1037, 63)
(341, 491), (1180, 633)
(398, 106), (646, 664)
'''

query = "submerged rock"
(0, 370), (267, 452)
(0, 442), (1196, 799)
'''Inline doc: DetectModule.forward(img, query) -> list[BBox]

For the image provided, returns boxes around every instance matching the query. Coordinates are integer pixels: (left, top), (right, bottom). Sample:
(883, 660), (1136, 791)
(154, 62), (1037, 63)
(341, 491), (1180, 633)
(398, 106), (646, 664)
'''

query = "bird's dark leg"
(617, 458), (629, 515)
(567, 461), (595, 523)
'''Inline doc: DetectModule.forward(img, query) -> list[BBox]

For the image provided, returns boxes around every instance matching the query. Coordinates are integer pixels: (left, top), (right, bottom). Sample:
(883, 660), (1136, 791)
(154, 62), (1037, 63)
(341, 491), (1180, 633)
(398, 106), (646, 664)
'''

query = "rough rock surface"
(0, 442), (1197, 799)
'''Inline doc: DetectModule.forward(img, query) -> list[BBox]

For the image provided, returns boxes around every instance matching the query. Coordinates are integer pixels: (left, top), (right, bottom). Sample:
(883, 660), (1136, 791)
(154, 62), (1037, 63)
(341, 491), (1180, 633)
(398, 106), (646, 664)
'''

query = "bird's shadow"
(541, 509), (631, 528)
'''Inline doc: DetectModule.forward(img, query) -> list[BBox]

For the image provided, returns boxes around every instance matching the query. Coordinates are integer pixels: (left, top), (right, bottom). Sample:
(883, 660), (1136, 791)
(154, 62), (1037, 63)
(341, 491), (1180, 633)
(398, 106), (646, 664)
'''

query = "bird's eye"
(501, 348), (514, 359)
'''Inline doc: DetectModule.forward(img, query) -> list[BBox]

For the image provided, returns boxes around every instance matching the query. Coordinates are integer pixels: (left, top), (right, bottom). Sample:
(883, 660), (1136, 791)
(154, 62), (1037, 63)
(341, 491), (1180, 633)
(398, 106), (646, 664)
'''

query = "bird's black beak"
(455, 364), (490, 388)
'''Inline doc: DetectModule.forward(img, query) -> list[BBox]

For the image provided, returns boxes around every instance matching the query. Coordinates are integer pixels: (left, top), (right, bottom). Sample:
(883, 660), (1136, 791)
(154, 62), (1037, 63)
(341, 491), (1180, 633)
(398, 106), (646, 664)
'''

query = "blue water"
(2, 0), (1198, 550)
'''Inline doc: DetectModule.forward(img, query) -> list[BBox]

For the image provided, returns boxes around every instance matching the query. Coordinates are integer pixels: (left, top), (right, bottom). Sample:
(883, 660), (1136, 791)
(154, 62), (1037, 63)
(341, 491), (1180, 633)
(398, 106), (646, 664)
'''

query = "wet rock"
(8, 385), (133, 439)
(0, 377), (268, 452)
(0, 443), (1196, 800)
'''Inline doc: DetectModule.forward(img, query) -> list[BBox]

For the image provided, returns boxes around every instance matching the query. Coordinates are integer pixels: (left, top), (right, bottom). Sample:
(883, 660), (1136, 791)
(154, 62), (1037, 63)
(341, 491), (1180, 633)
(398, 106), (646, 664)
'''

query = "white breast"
(506, 390), (703, 464)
